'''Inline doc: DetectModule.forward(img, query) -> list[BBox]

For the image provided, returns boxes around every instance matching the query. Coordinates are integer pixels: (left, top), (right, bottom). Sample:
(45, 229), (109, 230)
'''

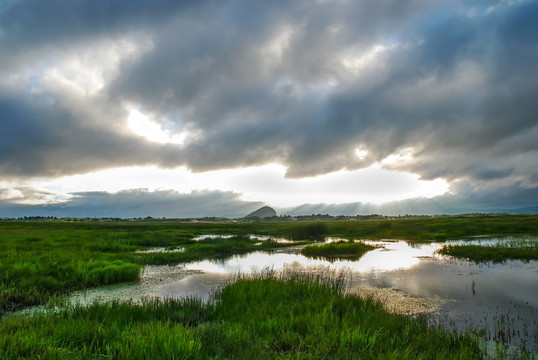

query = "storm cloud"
(0, 0), (537, 215)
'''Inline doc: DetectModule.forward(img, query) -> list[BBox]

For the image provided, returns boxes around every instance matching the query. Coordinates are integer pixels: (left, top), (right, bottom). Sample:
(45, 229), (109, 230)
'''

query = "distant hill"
(244, 206), (277, 219)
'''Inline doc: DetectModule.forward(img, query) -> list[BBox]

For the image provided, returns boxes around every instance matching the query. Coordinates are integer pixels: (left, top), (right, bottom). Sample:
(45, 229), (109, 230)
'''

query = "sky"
(1, 0), (537, 218)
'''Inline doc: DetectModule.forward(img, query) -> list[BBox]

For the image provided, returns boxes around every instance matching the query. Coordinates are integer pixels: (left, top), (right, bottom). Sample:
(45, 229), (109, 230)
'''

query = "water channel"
(66, 236), (538, 351)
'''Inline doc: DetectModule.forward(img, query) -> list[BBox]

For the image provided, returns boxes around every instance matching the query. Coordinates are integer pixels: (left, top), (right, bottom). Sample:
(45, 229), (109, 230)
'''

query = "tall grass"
(1, 272), (491, 359)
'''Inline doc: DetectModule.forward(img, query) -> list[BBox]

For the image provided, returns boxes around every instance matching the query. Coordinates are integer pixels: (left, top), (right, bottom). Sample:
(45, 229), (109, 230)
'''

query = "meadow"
(1, 215), (538, 359)
(0, 224), (302, 315)
(1, 215), (537, 315)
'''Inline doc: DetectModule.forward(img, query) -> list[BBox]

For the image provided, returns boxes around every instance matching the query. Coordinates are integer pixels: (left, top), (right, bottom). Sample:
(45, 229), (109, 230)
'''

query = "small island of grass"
(301, 241), (375, 260)
(438, 239), (538, 263)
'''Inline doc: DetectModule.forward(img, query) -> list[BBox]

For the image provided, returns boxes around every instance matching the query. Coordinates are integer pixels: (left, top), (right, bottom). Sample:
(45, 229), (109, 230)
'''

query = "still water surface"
(69, 237), (538, 350)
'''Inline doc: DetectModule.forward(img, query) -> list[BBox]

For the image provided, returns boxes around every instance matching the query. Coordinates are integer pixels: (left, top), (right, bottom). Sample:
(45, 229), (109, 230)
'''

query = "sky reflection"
(183, 240), (444, 274)
(61, 237), (537, 350)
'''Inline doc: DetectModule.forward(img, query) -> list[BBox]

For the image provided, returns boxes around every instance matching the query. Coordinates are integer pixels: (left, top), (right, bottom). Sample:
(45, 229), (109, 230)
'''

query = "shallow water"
(192, 234), (293, 243)
(68, 236), (537, 350)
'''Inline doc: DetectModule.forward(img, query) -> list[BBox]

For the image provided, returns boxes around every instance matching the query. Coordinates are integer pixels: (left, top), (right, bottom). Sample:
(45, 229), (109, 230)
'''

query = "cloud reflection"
(182, 241), (444, 274)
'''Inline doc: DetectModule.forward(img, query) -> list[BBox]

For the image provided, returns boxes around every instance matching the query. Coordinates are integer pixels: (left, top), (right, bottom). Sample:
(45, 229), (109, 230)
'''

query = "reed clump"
(439, 238), (538, 263)
(301, 240), (375, 260)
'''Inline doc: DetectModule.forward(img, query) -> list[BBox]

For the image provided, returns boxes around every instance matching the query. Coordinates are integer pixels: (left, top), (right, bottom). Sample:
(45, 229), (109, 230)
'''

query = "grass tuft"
(301, 240), (376, 260)
(438, 239), (538, 263)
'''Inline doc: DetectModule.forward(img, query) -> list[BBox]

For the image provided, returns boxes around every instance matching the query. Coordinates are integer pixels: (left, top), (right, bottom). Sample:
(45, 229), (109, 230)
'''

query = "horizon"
(2, 207), (536, 220)
(3, 213), (532, 221)
(1, 0), (537, 218)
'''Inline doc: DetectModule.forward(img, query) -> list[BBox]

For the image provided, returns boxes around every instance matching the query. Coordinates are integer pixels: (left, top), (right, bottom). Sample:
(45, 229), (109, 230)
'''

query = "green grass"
(0, 225), (144, 313)
(2, 215), (537, 314)
(0, 222), (306, 315)
(135, 235), (309, 265)
(301, 240), (376, 260)
(438, 238), (538, 263)
(320, 215), (538, 241)
(1, 272), (491, 360)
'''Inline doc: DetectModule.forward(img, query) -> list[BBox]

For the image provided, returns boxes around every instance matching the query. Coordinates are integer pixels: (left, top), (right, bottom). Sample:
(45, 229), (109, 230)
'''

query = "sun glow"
(341, 44), (395, 74)
(28, 162), (449, 208)
(355, 148), (368, 160)
(127, 109), (187, 145)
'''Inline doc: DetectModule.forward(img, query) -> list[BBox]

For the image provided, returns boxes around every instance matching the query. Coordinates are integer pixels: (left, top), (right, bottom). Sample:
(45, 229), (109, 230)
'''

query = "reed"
(439, 239), (538, 263)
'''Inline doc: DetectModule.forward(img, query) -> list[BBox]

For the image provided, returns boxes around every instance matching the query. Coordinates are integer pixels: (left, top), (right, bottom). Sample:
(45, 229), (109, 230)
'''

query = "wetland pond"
(69, 236), (538, 351)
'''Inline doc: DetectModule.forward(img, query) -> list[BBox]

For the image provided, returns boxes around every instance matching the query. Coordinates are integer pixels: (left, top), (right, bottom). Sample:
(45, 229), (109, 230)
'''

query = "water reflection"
(182, 240), (442, 275)
(64, 237), (537, 351)
(192, 234), (235, 240)
(192, 234), (293, 243)
(135, 247), (185, 253)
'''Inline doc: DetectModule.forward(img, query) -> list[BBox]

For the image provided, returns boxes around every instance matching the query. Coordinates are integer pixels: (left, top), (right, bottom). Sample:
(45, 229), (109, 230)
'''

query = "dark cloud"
(0, 189), (264, 218)
(282, 182), (538, 216)
(105, 0), (538, 182)
(0, 0), (537, 211)
(0, 91), (184, 177)
(473, 167), (514, 181)
(107, 0), (446, 175)
(0, 0), (202, 47)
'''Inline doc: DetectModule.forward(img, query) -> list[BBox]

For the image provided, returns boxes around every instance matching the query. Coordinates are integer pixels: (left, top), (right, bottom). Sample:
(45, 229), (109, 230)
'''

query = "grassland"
(0, 230), (305, 315)
(301, 240), (376, 260)
(2, 216), (537, 359)
(1, 215), (538, 315)
(264, 215), (538, 241)
(1, 272), (492, 360)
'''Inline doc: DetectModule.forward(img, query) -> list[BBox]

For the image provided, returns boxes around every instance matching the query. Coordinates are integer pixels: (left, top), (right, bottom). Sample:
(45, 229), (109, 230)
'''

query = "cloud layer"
(1, 185), (536, 219)
(0, 189), (264, 218)
(1, 0), (537, 215)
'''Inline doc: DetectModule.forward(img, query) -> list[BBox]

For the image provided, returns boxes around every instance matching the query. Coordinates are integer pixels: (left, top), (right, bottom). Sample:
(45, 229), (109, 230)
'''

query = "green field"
(0, 225), (302, 315)
(1, 215), (538, 359)
(1, 215), (537, 315)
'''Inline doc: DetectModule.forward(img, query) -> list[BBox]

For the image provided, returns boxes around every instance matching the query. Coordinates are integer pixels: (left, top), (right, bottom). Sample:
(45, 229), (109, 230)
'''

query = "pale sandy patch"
(347, 287), (448, 316)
